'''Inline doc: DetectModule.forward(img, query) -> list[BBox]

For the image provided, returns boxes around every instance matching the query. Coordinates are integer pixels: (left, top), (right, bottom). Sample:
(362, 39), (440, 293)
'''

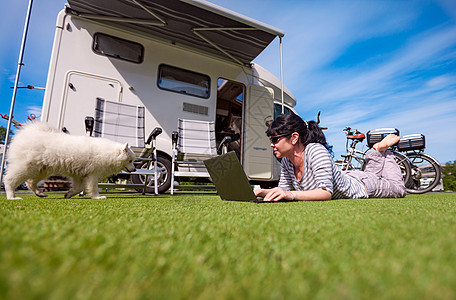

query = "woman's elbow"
(320, 188), (332, 200)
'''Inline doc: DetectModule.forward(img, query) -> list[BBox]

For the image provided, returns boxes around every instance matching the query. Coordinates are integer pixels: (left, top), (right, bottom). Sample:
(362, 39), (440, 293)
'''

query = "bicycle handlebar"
(343, 126), (363, 136)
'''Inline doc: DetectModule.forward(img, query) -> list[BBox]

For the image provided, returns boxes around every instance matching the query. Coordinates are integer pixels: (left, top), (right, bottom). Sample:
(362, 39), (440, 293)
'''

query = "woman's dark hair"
(266, 111), (327, 147)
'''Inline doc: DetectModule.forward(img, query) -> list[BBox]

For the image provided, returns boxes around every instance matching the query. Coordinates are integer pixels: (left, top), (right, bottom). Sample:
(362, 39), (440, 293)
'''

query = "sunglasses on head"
(269, 133), (292, 144)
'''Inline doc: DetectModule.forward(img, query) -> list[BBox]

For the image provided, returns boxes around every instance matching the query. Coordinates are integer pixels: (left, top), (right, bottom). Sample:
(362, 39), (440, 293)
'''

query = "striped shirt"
(278, 143), (368, 199)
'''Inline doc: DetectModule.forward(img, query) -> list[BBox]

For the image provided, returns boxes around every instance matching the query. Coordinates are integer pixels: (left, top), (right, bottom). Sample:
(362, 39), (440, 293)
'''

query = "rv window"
(274, 104), (290, 119)
(93, 33), (144, 63)
(158, 65), (210, 98)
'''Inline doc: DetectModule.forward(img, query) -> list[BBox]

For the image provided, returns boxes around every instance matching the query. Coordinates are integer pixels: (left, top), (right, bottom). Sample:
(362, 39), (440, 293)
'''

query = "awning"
(66, 0), (285, 66)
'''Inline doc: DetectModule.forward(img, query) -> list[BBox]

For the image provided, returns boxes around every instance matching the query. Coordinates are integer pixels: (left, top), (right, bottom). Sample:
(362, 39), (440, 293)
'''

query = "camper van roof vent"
(183, 102), (209, 116)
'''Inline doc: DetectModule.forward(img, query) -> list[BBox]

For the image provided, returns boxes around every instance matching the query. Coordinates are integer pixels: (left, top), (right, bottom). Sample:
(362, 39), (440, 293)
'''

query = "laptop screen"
(204, 152), (257, 201)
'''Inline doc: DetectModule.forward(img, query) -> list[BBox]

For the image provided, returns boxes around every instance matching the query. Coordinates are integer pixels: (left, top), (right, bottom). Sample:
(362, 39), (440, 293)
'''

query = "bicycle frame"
(339, 142), (366, 170)
(337, 127), (367, 171)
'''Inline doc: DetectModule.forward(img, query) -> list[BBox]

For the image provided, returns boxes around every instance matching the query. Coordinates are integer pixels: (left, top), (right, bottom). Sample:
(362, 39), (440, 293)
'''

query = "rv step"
(173, 171), (210, 177)
(173, 184), (215, 190)
(97, 183), (148, 189)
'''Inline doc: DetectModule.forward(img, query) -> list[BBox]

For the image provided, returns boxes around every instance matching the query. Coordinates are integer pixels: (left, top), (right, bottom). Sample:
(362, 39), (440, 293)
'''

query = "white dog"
(4, 122), (136, 200)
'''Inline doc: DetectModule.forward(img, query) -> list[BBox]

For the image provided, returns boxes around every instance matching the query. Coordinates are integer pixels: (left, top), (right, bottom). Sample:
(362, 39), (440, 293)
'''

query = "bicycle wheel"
(393, 152), (411, 185)
(405, 153), (442, 194)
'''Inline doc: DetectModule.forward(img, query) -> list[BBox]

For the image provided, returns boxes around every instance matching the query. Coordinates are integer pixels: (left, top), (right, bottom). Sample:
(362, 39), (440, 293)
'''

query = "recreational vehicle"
(41, 0), (296, 193)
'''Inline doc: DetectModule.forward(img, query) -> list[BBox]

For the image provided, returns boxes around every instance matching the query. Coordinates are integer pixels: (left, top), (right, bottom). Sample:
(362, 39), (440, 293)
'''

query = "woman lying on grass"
(254, 112), (406, 201)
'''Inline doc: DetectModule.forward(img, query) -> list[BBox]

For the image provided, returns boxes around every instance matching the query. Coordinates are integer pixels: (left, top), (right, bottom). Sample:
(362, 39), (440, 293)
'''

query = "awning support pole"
(0, 0), (34, 188)
(280, 36), (284, 114)
(131, 0), (167, 24)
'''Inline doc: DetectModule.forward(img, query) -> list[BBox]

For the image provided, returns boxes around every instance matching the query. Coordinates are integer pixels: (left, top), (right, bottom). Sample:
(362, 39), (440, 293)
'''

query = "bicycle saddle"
(347, 133), (365, 141)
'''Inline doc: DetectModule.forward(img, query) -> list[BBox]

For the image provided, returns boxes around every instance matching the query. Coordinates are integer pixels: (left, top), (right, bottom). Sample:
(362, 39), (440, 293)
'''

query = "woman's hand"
(256, 187), (294, 202)
(254, 188), (269, 198)
(254, 187), (332, 201)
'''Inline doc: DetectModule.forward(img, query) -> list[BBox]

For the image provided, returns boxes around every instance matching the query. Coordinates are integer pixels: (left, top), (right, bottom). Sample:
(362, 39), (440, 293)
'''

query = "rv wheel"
(131, 155), (172, 194)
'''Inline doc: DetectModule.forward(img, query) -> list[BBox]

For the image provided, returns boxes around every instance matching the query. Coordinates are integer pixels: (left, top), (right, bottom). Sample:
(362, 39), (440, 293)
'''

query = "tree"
(442, 161), (456, 191)
(0, 126), (14, 144)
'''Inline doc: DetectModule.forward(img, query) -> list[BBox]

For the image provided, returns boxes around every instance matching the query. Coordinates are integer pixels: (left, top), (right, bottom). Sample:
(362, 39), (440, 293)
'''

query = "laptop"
(203, 152), (291, 203)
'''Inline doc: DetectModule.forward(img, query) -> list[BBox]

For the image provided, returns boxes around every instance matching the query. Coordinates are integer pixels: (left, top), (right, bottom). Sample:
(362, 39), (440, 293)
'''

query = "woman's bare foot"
(373, 134), (400, 152)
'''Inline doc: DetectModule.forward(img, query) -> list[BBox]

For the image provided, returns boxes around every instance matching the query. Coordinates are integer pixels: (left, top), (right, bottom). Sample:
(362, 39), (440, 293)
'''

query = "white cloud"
(294, 25), (456, 109)
(8, 75), (17, 84)
(26, 106), (42, 118)
(270, 1), (418, 80)
(426, 75), (452, 88)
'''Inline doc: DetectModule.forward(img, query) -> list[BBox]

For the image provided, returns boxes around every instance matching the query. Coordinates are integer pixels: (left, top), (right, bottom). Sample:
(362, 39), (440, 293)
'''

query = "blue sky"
(1, 0), (455, 163)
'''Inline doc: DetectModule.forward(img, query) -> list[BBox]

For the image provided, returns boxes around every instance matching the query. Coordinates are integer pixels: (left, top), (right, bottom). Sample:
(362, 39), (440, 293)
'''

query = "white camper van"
(41, 0), (296, 193)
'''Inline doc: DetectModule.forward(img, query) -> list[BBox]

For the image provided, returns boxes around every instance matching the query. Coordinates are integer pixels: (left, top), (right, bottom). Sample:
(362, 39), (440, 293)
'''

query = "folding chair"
(87, 98), (162, 195)
(170, 118), (231, 195)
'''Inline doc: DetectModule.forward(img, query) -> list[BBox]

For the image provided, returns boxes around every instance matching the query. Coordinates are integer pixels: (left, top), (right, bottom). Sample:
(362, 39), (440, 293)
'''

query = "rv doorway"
(215, 78), (244, 158)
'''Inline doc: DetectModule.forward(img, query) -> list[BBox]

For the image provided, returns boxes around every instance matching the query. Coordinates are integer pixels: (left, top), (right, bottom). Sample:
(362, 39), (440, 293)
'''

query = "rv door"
(244, 85), (274, 180)
(59, 72), (122, 135)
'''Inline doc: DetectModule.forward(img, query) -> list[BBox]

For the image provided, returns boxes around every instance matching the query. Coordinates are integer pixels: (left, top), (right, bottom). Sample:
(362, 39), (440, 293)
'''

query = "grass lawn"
(1, 192), (456, 299)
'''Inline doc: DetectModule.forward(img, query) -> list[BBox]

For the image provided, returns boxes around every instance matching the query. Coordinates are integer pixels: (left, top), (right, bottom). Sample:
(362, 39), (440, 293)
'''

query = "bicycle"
(335, 127), (441, 194)
(335, 127), (411, 184)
